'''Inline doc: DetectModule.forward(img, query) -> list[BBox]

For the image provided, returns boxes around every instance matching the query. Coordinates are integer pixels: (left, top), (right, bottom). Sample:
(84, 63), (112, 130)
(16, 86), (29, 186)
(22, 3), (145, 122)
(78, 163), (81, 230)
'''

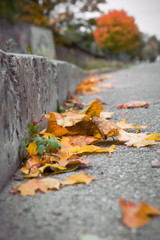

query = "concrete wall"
(0, 19), (56, 58)
(0, 50), (87, 191)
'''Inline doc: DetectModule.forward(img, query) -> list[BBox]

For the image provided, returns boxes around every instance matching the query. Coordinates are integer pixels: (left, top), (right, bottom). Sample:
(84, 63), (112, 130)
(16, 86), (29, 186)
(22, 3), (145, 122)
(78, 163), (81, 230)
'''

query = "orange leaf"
(119, 198), (160, 228)
(41, 177), (61, 190)
(117, 101), (149, 109)
(63, 172), (96, 186)
(11, 178), (61, 196)
(15, 179), (48, 196)
(87, 98), (108, 106)
(46, 112), (69, 137)
(86, 88), (104, 96)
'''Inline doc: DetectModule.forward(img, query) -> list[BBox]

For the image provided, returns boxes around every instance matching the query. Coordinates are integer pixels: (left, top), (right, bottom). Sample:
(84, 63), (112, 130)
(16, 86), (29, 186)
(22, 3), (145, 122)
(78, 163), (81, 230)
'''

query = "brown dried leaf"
(67, 135), (98, 146)
(92, 117), (117, 139)
(117, 101), (149, 109)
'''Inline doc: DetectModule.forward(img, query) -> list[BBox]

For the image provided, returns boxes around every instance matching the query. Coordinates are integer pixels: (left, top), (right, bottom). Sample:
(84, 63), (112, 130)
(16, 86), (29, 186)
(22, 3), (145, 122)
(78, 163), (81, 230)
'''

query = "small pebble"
(151, 159), (160, 168)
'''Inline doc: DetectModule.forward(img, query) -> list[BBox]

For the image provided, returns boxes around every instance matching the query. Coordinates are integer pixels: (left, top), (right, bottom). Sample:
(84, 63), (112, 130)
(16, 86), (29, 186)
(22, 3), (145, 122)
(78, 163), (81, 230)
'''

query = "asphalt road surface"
(0, 62), (160, 240)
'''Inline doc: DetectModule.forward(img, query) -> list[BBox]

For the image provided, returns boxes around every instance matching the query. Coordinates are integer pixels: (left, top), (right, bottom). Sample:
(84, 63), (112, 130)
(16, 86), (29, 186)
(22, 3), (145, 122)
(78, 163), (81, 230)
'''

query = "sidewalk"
(0, 62), (160, 240)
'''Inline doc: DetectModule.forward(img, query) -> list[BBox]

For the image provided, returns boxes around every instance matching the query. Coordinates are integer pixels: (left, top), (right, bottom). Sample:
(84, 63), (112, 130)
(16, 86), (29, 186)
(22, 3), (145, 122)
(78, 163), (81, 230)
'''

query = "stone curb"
(0, 50), (87, 191)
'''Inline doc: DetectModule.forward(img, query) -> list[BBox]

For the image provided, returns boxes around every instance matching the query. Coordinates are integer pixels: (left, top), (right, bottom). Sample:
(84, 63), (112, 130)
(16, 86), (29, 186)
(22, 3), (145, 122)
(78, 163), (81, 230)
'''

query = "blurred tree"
(18, 0), (54, 26)
(93, 10), (140, 55)
(0, 0), (54, 25)
(0, 0), (20, 21)
(48, 0), (106, 32)
(0, 0), (107, 28)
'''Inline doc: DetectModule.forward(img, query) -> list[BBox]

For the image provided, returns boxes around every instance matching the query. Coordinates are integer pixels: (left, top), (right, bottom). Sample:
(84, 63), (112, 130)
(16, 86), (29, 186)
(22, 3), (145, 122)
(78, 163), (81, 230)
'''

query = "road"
(0, 62), (160, 240)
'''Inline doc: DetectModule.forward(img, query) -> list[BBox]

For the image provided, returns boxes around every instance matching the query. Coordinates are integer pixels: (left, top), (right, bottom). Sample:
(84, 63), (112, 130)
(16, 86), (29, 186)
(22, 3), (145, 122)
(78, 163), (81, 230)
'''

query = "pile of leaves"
(11, 73), (160, 229)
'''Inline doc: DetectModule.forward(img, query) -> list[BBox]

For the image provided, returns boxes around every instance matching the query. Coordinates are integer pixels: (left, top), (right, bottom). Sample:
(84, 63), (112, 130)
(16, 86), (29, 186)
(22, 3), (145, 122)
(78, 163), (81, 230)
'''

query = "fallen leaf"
(67, 90), (80, 103)
(63, 172), (96, 186)
(41, 177), (61, 190)
(117, 128), (160, 148)
(39, 132), (57, 139)
(92, 117), (117, 139)
(99, 74), (113, 81)
(116, 118), (149, 131)
(86, 88), (104, 96)
(21, 156), (41, 174)
(100, 111), (114, 120)
(67, 144), (115, 156)
(13, 179), (48, 196)
(62, 109), (80, 117)
(119, 198), (160, 228)
(117, 101), (149, 109)
(45, 112), (62, 119)
(99, 83), (114, 89)
(46, 112), (69, 137)
(80, 101), (104, 118)
(107, 145), (117, 157)
(11, 178), (61, 196)
(67, 135), (98, 146)
(39, 163), (66, 174)
(57, 115), (86, 127)
(26, 141), (38, 156)
(87, 98), (108, 106)
(116, 118), (134, 129)
(67, 118), (103, 140)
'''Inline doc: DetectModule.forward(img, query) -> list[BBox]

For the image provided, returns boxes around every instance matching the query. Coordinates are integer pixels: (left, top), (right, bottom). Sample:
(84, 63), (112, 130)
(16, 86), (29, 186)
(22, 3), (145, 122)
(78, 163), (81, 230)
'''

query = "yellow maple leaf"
(16, 179), (48, 196)
(26, 141), (38, 156)
(67, 144), (114, 156)
(79, 101), (104, 118)
(116, 118), (149, 132)
(117, 128), (160, 148)
(11, 178), (62, 196)
(63, 172), (96, 186)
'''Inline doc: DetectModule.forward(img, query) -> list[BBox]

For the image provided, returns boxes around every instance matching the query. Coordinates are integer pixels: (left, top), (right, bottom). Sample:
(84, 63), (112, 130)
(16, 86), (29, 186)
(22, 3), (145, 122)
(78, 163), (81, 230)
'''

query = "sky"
(99, 0), (160, 39)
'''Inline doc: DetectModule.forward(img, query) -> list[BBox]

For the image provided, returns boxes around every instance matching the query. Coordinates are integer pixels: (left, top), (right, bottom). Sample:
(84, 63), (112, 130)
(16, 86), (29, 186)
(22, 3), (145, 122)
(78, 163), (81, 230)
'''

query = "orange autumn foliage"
(93, 10), (140, 54)
(119, 198), (160, 228)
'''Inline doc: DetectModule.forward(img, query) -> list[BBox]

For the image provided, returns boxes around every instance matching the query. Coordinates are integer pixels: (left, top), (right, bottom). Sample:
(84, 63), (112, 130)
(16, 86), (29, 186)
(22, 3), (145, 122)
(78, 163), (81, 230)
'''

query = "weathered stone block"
(0, 50), (87, 191)
(0, 19), (56, 58)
